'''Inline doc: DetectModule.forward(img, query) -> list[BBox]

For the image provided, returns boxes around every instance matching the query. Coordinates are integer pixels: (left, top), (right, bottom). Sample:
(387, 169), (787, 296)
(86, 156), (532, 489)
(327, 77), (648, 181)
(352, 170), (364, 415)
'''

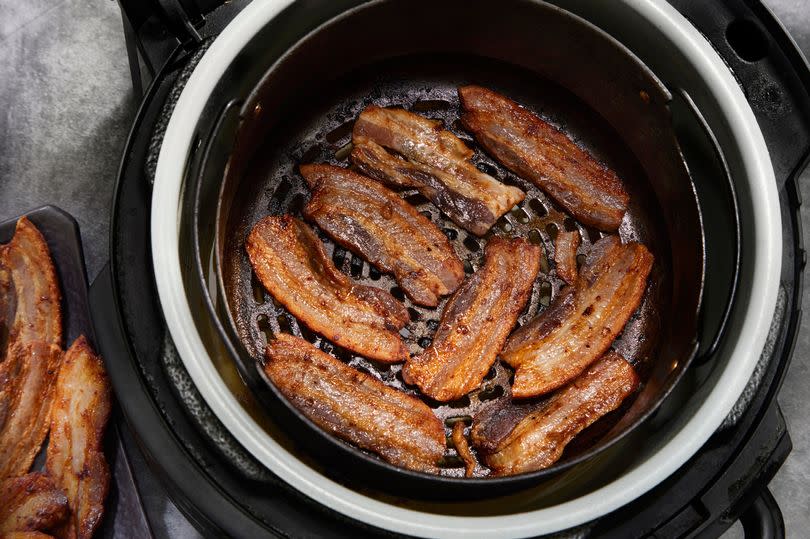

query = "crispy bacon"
(2, 217), (62, 348)
(471, 352), (638, 475)
(301, 164), (464, 307)
(459, 86), (629, 231)
(0, 341), (62, 479)
(452, 422), (476, 477)
(46, 336), (111, 539)
(350, 105), (525, 236)
(247, 215), (409, 362)
(502, 236), (653, 398)
(554, 230), (581, 285)
(403, 237), (540, 401)
(4, 532), (56, 539)
(0, 473), (68, 534)
(264, 334), (446, 473)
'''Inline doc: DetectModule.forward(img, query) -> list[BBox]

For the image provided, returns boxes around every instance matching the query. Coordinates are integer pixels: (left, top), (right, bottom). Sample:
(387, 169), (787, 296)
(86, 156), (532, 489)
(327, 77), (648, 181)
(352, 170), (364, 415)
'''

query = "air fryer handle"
(740, 488), (785, 539)
(669, 0), (810, 188)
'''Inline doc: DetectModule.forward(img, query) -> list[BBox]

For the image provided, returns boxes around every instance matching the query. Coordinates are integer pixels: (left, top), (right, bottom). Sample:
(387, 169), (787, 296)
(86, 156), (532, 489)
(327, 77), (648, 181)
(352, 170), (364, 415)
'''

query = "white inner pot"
(150, 0), (781, 537)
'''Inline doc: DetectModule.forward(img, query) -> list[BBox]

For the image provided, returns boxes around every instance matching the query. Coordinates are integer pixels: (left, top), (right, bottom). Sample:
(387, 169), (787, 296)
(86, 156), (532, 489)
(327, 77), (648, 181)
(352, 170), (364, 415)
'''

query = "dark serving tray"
(0, 205), (153, 539)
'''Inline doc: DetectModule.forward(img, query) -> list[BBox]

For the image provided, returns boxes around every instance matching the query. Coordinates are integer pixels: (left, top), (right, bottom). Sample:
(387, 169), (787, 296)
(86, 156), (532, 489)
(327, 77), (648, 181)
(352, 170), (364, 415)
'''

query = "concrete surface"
(0, 1), (807, 537)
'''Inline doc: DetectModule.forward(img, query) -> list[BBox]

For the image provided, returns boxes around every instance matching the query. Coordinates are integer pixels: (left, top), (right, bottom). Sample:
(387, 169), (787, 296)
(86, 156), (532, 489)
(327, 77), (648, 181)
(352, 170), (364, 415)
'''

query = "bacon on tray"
(459, 85), (629, 232)
(0, 473), (68, 535)
(502, 236), (653, 399)
(46, 336), (112, 539)
(554, 230), (581, 285)
(264, 334), (446, 473)
(1, 217), (62, 348)
(471, 352), (639, 475)
(247, 215), (409, 363)
(0, 341), (62, 479)
(301, 163), (464, 307)
(403, 237), (540, 401)
(350, 105), (525, 236)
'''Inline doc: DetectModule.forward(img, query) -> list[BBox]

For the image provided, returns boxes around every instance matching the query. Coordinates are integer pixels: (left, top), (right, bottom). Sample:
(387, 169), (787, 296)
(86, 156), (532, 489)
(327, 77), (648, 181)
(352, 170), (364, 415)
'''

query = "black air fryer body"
(92, 0), (808, 536)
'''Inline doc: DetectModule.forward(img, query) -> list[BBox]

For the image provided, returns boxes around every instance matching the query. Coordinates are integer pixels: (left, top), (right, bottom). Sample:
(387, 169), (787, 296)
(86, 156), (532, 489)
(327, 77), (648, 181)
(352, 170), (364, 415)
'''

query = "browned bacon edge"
(554, 230), (581, 285)
(46, 336), (111, 539)
(264, 334), (446, 473)
(247, 215), (409, 363)
(300, 163), (464, 307)
(471, 352), (639, 475)
(502, 235), (653, 398)
(459, 85), (629, 232)
(403, 237), (540, 401)
(0, 472), (68, 534)
(351, 105), (525, 236)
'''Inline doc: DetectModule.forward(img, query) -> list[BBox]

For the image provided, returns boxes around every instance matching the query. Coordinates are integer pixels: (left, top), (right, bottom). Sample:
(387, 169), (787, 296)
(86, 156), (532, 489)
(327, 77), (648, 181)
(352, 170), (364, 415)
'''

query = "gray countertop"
(0, 1), (807, 537)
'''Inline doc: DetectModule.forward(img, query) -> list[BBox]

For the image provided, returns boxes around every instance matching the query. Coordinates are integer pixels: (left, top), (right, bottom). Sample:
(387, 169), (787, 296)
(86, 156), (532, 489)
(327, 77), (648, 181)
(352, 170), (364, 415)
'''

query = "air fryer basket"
(178, 0), (729, 499)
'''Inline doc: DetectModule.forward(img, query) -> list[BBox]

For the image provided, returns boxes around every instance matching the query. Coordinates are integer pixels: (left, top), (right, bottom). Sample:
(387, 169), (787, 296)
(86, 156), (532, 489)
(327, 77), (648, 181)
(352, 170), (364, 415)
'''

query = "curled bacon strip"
(403, 237), (540, 401)
(502, 236), (653, 398)
(452, 422), (476, 477)
(247, 215), (409, 362)
(554, 230), (581, 285)
(301, 163), (464, 307)
(264, 334), (446, 473)
(351, 105), (525, 236)
(46, 336), (111, 539)
(471, 352), (639, 475)
(459, 86), (629, 231)
(0, 473), (68, 534)
(2, 217), (62, 348)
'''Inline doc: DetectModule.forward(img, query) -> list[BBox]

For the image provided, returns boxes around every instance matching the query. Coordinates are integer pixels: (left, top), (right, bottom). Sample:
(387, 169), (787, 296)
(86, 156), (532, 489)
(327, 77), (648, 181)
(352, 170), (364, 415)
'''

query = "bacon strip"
(502, 236), (653, 398)
(471, 352), (638, 475)
(247, 215), (409, 362)
(301, 164), (464, 307)
(452, 422), (476, 477)
(46, 336), (111, 539)
(350, 105), (525, 236)
(554, 230), (581, 285)
(0, 473), (68, 534)
(459, 86), (629, 231)
(403, 238), (540, 401)
(0, 341), (62, 479)
(264, 334), (446, 473)
(2, 217), (62, 348)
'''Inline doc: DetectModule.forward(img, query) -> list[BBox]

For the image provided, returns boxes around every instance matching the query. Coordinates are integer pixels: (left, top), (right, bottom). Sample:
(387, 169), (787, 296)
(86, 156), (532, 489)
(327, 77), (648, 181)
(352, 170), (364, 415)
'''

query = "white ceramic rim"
(151, 0), (782, 536)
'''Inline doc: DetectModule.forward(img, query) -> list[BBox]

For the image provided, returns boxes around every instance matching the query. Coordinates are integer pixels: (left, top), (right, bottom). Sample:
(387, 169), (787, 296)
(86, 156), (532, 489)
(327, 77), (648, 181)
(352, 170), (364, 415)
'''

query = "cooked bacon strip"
(5, 532), (56, 539)
(502, 236), (653, 398)
(46, 336), (111, 539)
(554, 230), (581, 285)
(471, 352), (638, 475)
(403, 238), (540, 401)
(350, 105), (525, 236)
(459, 86), (629, 231)
(247, 215), (409, 362)
(2, 217), (62, 348)
(264, 334), (446, 473)
(301, 164), (464, 307)
(0, 341), (62, 478)
(452, 422), (476, 477)
(0, 473), (68, 534)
